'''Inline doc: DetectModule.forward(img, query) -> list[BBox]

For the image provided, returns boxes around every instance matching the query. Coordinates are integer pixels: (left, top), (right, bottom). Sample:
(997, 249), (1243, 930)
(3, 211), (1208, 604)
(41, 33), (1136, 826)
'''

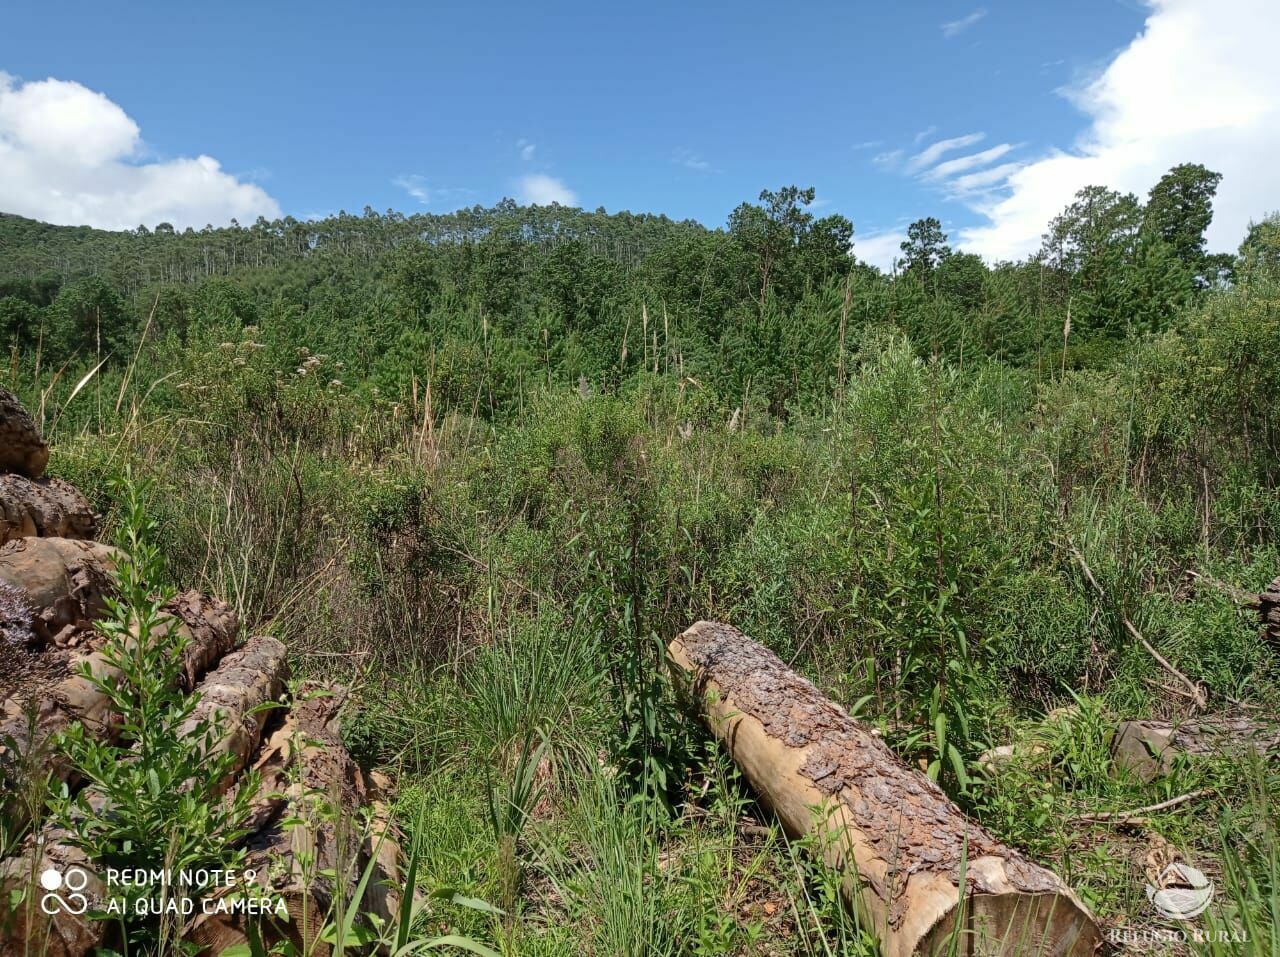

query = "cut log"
(0, 388), (49, 479)
(164, 590), (242, 692)
(1113, 718), (1280, 781)
(176, 635), (289, 794)
(0, 835), (106, 957)
(1257, 575), (1280, 649)
(363, 771), (413, 940)
(0, 591), (240, 823)
(0, 538), (119, 647)
(186, 684), (366, 957)
(669, 622), (1101, 957)
(0, 475), (96, 546)
(0, 637), (283, 957)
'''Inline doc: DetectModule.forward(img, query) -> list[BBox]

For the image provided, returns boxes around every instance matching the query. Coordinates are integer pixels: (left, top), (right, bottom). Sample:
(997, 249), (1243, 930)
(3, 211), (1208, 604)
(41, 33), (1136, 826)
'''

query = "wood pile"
(0, 389), (407, 956)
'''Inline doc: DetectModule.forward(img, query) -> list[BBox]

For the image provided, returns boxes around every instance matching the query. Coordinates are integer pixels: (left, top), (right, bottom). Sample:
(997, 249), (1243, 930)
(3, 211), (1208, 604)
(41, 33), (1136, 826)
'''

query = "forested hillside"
(3, 163), (1280, 955)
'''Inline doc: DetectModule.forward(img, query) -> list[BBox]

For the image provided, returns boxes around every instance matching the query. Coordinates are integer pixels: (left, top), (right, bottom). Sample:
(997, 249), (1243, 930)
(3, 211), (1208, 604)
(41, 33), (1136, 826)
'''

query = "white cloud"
(517, 173), (577, 206)
(941, 8), (987, 38)
(852, 140), (882, 151)
(0, 72), (279, 229)
(393, 175), (473, 207)
(855, 230), (907, 271)
(393, 174), (432, 204)
(946, 161), (1026, 197)
(924, 143), (1016, 181)
(906, 133), (985, 173)
(517, 138), (536, 161)
(673, 148), (717, 172)
(957, 0), (1280, 262)
(872, 148), (904, 169)
(913, 125), (938, 145)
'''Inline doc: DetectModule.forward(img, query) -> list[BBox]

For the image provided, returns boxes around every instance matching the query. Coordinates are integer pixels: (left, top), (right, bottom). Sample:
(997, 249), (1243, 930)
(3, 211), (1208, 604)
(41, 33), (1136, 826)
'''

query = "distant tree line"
(2, 161), (1278, 416)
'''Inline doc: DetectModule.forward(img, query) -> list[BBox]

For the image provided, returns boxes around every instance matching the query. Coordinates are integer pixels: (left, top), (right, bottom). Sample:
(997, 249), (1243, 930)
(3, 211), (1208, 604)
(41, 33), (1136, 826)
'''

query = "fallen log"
(186, 684), (367, 957)
(0, 591), (240, 816)
(0, 475), (96, 546)
(1112, 718), (1280, 781)
(1257, 575), (1280, 648)
(176, 635), (289, 794)
(669, 622), (1101, 957)
(363, 771), (412, 939)
(0, 537), (119, 647)
(0, 388), (49, 479)
(0, 834), (106, 957)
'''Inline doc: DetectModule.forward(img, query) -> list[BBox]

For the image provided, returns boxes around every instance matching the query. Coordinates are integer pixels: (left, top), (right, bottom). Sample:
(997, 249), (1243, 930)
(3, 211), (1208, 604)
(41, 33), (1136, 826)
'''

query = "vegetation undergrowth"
(2, 174), (1279, 954)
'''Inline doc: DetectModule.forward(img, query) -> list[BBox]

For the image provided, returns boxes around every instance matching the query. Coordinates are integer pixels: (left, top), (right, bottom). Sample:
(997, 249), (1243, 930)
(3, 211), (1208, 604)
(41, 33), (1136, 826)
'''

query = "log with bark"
(0, 833), (105, 957)
(1256, 575), (1280, 649)
(362, 770), (413, 936)
(0, 388), (49, 479)
(1112, 717), (1280, 781)
(0, 591), (240, 812)
(669, 621), (1101, 957)
(176, 635), (290, 793)
(0, 637), (284, 957)
(185, 684), (369, 957)
(0, 475), (96, 546)
(0, 537), (119, 647)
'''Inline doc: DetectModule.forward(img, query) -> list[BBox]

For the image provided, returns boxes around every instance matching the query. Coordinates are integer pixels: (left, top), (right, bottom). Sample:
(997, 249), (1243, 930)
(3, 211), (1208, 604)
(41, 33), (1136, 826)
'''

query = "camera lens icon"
(39, 867), (90, 916)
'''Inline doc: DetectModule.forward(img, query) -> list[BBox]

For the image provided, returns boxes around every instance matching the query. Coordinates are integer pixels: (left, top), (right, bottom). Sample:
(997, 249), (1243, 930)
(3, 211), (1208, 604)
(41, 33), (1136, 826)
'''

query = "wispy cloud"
(913, 125), (938, 145)
(872, 128), (1025, 205)
(905, 132), (986, 173)
(945, 161), (1025, 197)
(517, 138), (536, 161)
(941, 8), (987, 39)
(393, 174), (432, 204)
(673, 148), (717, 172)
(517, 173), (577, 206)
(923, 143), (1017, 181)
(872, 148), (904, 170)
(392, 175), (472, 207)
(852, 139), (883, 151)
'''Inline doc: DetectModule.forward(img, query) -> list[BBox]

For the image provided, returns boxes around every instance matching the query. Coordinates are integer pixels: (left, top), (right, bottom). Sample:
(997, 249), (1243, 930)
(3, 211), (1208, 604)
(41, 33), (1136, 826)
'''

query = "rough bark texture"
(1257, 575), (1280, 648)
(177, 635), (289, 793)
(164, 590), (243, 692)
(363, 770), (412, 938)
(0, 388), (49, 479)
(1113, 717), (1280, 781)
(0, 579), (36, 649)
(0, 836), (104, 957)
(0, 537), (119, 647)
(0, 475), (96, 546)
(670, 621), (1101, 957)
(0, 591), (241, 810)
(0, 640), (285, 957)
(186, 685), (366, 957)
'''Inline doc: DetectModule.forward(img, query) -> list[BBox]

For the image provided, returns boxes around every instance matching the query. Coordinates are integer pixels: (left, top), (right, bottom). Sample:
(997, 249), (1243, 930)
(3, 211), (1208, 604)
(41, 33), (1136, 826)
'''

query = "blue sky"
(2, 0), (1276, 266)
